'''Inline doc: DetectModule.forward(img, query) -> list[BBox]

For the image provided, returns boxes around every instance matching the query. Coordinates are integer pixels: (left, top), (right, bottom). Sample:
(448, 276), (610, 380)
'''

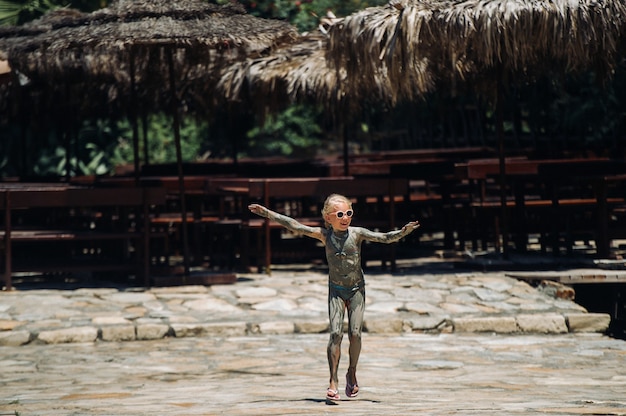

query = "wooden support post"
(264, 180), (271, 275)
(3, 191), (11, 291)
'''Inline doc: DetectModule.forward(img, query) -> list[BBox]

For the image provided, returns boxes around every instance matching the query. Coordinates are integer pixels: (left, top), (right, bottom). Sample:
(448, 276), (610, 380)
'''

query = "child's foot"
(345, 373), (359, 398)
(326, 388), (340, 401)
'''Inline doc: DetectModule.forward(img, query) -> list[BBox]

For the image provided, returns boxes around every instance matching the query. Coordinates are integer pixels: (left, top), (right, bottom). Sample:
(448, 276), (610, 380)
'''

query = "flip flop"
(326, 388), (340, 401)
(345, 374), (359, 398)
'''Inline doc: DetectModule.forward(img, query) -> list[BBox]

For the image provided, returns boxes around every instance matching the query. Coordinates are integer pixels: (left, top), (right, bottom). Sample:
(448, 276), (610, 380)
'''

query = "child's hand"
(248, 204), (266, 217)
(403, 220), (421, 232)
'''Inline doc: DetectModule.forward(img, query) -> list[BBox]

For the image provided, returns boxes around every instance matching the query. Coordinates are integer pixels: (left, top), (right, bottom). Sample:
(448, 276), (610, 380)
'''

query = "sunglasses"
(333, 210), (353, 219)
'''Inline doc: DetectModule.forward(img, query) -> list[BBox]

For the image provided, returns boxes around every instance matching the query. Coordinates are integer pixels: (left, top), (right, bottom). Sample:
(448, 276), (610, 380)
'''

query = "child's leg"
(346, 287), (365, 394)
(327, 288), (346, 390)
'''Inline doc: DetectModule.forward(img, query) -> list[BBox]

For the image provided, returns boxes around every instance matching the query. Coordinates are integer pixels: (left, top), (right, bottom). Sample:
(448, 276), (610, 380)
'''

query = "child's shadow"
(303, 398), (380, 405)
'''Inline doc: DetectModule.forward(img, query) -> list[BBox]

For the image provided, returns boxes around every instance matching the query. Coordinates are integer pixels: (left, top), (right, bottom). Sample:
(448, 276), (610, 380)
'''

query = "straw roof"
(218, 32), (371, 116)
(1, 1), (297, 77)
(218, 27), (436, 119)
(219, 33), (332, 108)
(0, 0), (299, 117)
(327, 0), (626, 101)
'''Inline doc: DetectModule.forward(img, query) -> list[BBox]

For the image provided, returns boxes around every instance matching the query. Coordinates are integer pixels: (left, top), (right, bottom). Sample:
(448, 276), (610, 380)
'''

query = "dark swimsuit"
(325, 228), (367, 337)
(324, 226), (412, 337)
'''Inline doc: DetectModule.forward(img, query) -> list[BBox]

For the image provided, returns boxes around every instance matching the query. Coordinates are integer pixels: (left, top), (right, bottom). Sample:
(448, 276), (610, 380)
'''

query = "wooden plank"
(455, 157), (619, 180)
(0, 187), (166, 209)
(346, 146), (495, 162)
(472, 197), (626, 209)
(507, 269), (626, 284)
(0, 230), (144, 241)
(9, 263), (137, 273)
(0, 185), (168, 290)
(246, 177), (408, 273)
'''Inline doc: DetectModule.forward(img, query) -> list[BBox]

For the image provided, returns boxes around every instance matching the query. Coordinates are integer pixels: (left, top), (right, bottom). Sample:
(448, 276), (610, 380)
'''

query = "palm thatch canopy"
(219, 33), (336, 112)
(218, 28), (434, 114)
(327, 0), (626, 101)
(0, 0), (298, 116)
(218, 29), (436, 116)
(0, 0), (300, 277)
(0, 0), (298, 78)
(327, 0), (626, 257)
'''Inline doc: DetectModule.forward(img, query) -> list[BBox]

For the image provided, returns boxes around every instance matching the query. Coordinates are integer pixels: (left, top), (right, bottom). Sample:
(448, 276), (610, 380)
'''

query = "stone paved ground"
(0, 257), (625, 415)
(1, 333), (625, 415)
(0, 258), (612, 346)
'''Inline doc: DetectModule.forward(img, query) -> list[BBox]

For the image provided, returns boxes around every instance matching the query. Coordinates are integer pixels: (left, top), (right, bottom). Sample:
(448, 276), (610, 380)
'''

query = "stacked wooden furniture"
(454, 157), (626, 256)
(0, 183), (167, 290)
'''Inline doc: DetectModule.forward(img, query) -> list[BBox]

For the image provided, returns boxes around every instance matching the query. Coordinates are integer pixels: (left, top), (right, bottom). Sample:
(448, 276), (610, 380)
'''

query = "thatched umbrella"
(328, 0), (626, 97)
(219, 30), (434, 112)
(0, 2), (297, 83)
(219, 27), (437, 175)
(0, 1), (298, 147)
(218, 32), (337, 169)
(0, 0), (298, 278)
(327, 0), (626, 255)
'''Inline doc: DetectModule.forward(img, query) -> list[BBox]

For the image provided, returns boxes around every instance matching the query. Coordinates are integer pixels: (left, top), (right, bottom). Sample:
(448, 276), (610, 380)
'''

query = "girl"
(248, 193), (420, 401)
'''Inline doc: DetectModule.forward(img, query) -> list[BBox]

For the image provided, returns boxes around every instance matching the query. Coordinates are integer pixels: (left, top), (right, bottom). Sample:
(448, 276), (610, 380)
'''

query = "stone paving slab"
(0, 333), (625, 415)
(0, 261), (613, 346)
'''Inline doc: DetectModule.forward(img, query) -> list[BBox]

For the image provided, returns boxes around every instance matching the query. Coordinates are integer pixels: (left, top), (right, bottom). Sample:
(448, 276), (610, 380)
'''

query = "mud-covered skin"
(325, 226), (411, 287)
(248, 202), (420, 396)
(253, 209), (412, 287)
(324, 226), (413, 390)
(327, 283), (365, 389)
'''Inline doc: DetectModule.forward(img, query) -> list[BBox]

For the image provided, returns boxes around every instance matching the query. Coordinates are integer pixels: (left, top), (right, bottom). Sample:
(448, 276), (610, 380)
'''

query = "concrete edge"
(0, 312), (613, 346)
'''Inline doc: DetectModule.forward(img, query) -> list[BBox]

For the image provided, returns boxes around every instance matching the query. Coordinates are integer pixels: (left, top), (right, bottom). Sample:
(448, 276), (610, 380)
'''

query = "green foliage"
(25, 114), (207, 177)
(0, 0), (106, 26)
(244, 104), (324, 158)
(239, 0), (387, 31)
(0, 0), (66, 25)
(552, 73), (620, 143)
(32, 142), (109, 176)
(3, 0), (626, 177)
(98, 114), (208, 168)
(27, 120), (112, 177)
(153, 115), (205, 163)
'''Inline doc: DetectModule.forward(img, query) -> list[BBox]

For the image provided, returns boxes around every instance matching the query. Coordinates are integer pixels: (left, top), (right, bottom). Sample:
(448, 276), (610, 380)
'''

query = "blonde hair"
(321, 194), (352, 228)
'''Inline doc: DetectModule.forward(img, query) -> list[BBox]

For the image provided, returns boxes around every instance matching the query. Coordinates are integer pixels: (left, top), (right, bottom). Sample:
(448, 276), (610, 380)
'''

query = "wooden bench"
(88, 176), (239, 270)
(455, 158), (626, 256)
(0, 185), (167, 290)
(390, 159), (464, 250)
(215, 177), (410, 273)
(470, 197), (626, 253)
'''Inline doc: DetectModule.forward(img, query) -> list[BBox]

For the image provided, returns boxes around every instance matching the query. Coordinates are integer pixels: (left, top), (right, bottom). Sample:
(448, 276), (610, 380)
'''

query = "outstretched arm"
(248, 204), (324, 241)
(359, 220), (421, 244)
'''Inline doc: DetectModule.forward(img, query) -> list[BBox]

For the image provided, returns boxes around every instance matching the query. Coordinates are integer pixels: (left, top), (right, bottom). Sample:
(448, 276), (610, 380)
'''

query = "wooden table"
(454, 158), (626, 257)
(0, 183), (166, 290)
(212, 177), (410, 273)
